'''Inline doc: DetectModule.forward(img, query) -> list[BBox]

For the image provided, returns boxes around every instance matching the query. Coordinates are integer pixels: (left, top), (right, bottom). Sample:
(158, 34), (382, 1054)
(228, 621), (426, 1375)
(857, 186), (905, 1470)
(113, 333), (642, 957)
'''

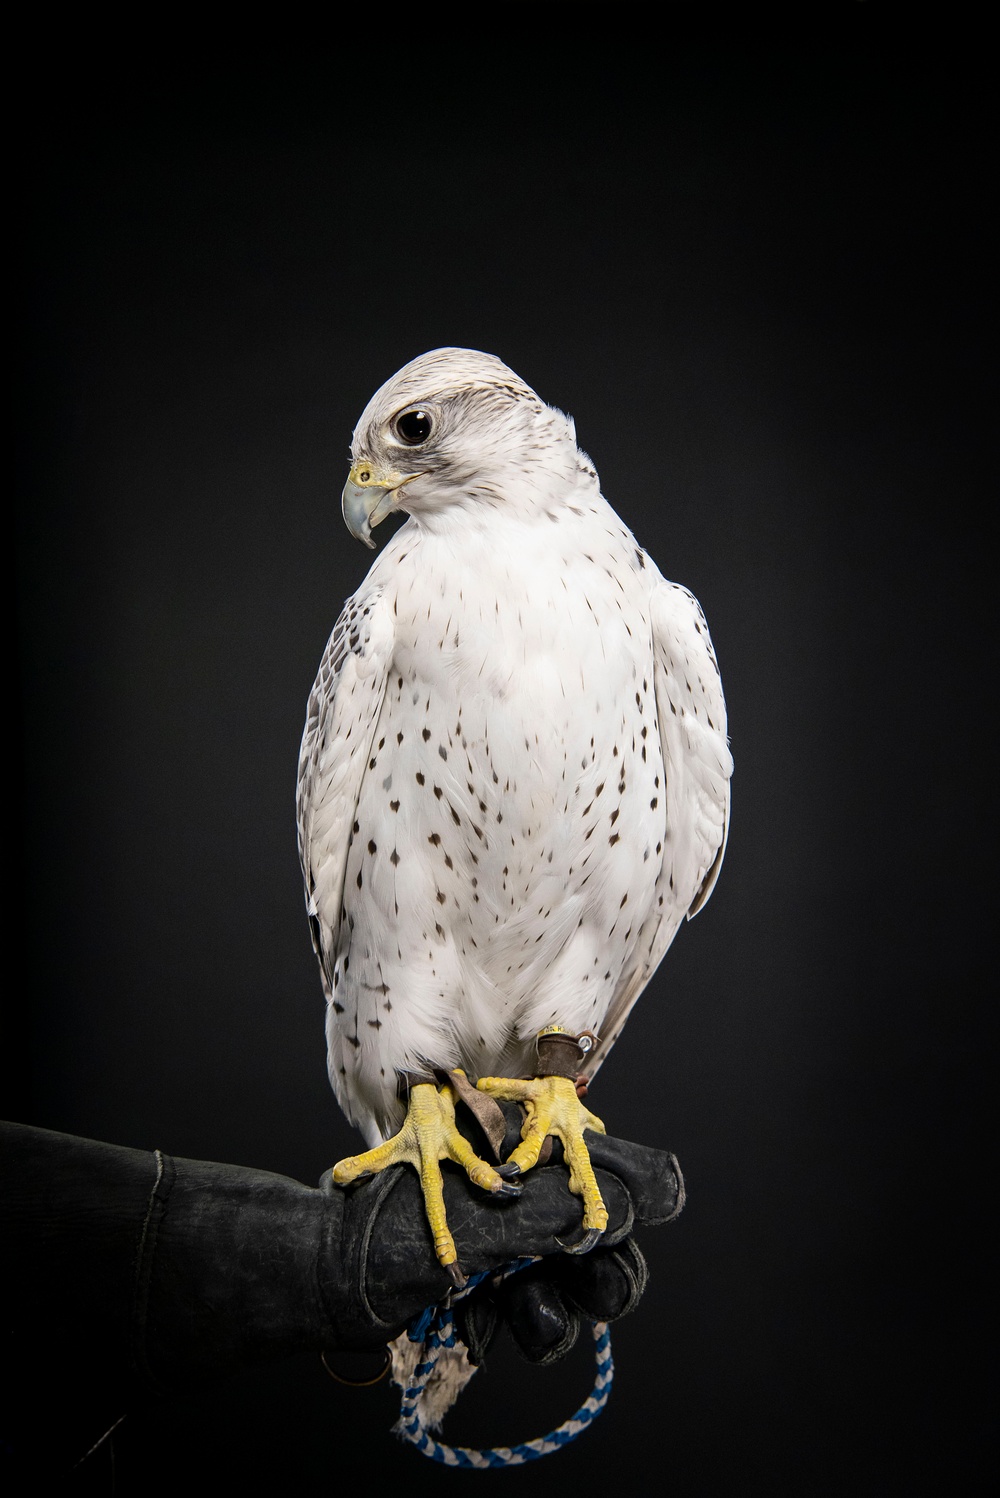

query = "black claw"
(497, 1162), (522, 1179)
(446, 1261), (468, 1289)
(495, 1180), (523, 1198)
(556, 1226), (604, 1256)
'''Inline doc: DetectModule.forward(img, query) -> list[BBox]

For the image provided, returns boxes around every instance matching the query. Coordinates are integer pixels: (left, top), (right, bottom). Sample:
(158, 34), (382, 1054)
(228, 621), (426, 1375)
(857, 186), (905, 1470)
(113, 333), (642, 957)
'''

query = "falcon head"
(341, 348), (580, 547)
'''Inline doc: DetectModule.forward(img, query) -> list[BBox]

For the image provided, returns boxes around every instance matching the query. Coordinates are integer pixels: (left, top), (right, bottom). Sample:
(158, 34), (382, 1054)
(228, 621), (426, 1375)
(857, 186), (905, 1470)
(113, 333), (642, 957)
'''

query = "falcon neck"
(398, 467), (605, 544)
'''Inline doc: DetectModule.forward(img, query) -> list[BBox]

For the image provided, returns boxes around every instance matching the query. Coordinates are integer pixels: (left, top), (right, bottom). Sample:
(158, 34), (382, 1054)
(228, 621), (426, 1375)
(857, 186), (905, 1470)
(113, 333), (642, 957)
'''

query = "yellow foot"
(475, 1073), (609, 1251)
(332, 1077), (517, 1285)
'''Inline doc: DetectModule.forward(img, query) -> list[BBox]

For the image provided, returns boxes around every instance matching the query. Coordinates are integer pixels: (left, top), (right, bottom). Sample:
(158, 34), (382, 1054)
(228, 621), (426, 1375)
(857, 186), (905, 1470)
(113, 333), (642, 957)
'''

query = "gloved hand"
(0, 1116), (682, 1392)
(329, 1098), (683, 1358)
(456, 1236), (649, 1367)
(1, 1117), (681, 1475)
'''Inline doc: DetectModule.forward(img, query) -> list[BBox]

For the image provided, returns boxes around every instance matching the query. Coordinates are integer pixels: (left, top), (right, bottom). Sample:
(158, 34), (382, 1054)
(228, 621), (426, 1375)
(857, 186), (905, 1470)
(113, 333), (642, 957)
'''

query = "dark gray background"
(12, 29), (990, 1495)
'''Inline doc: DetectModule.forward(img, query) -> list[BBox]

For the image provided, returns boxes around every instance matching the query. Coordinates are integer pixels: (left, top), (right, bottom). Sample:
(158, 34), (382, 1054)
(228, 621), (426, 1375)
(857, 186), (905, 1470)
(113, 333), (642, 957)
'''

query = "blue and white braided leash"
(398, 1260), (614, 1468)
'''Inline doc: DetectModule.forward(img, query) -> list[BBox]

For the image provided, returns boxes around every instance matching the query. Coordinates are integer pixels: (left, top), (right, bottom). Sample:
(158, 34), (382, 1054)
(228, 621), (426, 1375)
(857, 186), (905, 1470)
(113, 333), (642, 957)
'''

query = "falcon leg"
(477, 1027), (609, 1253)
(332, 1075), (517, 1285)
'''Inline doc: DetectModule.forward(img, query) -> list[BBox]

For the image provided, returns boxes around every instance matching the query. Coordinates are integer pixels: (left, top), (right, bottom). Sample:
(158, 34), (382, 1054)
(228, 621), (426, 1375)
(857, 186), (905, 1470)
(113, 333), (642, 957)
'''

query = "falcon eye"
(393, 408), (433, 446)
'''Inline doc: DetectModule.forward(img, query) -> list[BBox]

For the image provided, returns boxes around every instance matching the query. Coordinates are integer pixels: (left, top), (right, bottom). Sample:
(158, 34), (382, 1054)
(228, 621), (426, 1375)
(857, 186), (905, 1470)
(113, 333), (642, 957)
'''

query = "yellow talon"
(476, 1073), (610, 1236)
(332, 1078), (510, 1278)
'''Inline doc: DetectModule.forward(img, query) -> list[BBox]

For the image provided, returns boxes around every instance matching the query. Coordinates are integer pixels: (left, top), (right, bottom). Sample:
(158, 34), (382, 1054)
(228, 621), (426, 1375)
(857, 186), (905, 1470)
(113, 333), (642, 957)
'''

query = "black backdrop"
(11, 29), (991, 1495)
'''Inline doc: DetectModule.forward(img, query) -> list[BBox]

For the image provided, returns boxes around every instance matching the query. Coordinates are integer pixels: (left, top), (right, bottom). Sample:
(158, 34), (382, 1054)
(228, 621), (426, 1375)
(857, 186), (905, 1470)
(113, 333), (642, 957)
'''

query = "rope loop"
(397, 1259), (614, 1467)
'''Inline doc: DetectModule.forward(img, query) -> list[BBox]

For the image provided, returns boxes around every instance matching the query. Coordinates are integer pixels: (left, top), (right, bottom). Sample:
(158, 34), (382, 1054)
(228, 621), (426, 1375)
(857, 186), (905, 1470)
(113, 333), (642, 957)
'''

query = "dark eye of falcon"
(393, 408), (434, 446)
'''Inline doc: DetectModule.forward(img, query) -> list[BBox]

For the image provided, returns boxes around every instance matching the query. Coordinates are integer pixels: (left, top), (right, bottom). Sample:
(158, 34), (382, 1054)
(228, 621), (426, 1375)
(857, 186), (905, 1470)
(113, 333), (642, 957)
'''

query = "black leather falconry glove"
(1, 1119), (682, 1470)
(445, 1098), (680, 1365)
(333, 1113), (682, 1356)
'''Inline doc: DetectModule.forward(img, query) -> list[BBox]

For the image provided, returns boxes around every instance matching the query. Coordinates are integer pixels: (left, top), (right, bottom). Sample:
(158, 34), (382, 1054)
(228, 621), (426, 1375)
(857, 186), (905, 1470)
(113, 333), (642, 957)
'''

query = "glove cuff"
(139, 1152), (337, 1390)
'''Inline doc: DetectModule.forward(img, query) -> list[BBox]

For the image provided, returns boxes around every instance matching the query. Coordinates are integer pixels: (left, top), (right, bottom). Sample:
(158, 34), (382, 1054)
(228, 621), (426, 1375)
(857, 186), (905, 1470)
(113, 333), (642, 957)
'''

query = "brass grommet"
(321, 1346), (392, 1387)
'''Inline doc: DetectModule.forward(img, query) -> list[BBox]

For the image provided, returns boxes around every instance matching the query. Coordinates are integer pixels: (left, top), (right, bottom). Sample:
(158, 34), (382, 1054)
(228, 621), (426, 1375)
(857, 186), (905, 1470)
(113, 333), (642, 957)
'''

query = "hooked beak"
(342, 461), (417, 549)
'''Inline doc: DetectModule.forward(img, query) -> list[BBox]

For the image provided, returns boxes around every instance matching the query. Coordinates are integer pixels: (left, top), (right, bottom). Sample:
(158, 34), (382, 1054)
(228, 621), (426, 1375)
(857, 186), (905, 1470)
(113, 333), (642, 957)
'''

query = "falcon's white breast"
(297, 349), (732, 1146)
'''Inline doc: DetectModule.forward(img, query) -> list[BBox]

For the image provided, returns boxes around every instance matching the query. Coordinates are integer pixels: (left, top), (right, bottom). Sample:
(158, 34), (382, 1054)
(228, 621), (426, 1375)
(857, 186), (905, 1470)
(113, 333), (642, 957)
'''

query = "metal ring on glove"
(321, 1346), (392, 1387)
